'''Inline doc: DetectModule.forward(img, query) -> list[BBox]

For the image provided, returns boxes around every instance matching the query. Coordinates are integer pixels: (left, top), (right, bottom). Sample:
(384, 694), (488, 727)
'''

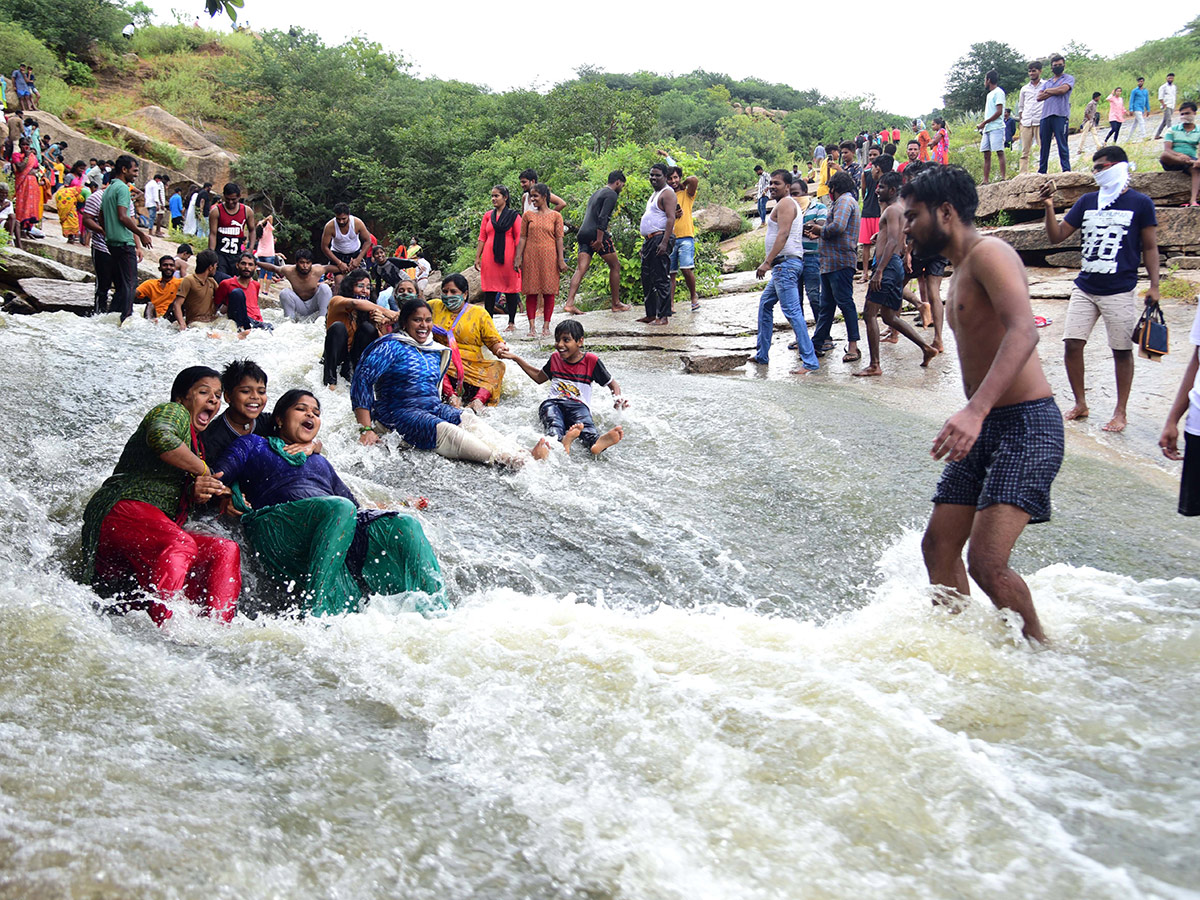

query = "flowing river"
(0, 308), (1197, 899)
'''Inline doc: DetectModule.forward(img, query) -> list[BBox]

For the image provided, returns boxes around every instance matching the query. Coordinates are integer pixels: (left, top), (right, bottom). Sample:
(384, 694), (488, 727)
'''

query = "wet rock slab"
(18, 279), (96, 315)
(681, 350), (751, 373)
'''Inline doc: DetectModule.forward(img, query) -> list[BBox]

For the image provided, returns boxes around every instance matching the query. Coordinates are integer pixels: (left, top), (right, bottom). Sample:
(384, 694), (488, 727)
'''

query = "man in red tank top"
(208, 182), (256, 280)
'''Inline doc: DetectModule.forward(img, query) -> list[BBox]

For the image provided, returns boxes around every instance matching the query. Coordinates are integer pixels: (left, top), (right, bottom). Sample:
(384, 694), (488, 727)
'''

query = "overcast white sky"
(149, 1), (1189, 115)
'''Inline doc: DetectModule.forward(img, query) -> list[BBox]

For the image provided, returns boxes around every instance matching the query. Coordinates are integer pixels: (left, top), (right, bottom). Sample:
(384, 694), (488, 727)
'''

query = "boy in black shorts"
(499, 320), (626, 456)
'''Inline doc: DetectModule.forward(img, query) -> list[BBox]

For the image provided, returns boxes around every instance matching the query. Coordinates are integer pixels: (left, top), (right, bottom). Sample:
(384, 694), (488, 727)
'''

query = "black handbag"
(1132, 302), (1168, 360)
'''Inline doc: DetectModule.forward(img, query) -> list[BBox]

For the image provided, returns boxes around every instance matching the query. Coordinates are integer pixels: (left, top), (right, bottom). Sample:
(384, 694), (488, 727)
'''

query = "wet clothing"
(577, 186), (619, 249)
(430, 299), (506, 405)
(323, 319), (379, 386)
(539, 399), (599, 449)
(640, 233), (673, 320)
(177, 272), (218, 324)
(214, 203), (248, 276)
(865, 254), (905, 311)
(216, 277), (270, 330)
(932, 397), (1063, 523)
(352, 334), (460, 450)
(198, 411), (270, 465)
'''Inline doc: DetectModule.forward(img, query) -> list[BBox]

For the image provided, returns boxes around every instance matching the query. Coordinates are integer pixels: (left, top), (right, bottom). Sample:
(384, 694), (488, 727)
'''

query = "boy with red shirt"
(500, 320), (626, 456)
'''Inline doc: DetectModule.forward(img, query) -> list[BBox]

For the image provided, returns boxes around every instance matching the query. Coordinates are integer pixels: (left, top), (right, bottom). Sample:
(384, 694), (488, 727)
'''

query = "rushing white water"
(0, 309), (1197, 899)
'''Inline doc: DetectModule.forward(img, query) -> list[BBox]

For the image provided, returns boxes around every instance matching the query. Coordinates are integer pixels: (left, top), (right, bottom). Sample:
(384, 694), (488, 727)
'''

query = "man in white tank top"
(636, 163), (677, 325)
(321, 201), (372, 290)
(750, 169), (820, 373)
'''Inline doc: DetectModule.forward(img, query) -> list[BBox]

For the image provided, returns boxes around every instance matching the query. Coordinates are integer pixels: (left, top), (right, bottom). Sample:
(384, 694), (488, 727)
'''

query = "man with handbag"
(1039, 145), (1160, 433)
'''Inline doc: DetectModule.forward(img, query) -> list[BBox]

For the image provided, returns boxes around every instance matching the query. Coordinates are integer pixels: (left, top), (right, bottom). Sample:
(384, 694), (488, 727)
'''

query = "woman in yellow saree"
(428, 272), (510, 413)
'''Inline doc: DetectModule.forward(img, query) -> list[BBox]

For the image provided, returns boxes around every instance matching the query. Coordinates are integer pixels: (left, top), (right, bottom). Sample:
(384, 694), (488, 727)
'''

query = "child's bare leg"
(590, 425), (624, 455)
(561, 422), (585, 455)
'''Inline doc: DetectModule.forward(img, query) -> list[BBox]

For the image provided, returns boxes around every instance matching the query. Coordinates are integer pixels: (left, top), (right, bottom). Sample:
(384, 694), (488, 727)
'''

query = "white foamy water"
(0, 309), (1197, 899)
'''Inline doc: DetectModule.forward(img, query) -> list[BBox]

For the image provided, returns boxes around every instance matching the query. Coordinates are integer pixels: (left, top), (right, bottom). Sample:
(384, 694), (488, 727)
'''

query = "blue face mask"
(441, 293), (465, 311)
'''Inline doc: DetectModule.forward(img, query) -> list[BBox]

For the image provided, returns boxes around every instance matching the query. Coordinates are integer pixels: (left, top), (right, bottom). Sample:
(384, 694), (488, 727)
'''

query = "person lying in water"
(81, 365), (240, 626)
(213, 389), (446, 617)
(352, 297), (550, 466)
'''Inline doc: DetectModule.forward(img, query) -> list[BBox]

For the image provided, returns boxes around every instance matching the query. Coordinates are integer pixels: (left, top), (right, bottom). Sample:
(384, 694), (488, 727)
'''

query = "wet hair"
(195, 249), (219, 273)
(491, 184), (510, 201)
(114, 154), (136, 174)
(1028, 60), (1043, 71)
(878, 171), (903, 194)
(1181, 100), (1198, 113)
(1093, 146), (1128, 165)
(223, 182), (240, 196)
(899, 165), (978, 223)
(176, 243), (192, 255)
(985, 69), (999, 86)
(339, 268), (370, 297)
(170, 366), (221, 403)
(873, 154), (895, 173)
(441, 272), (469, 294)
(554, 319), (584, 341)
(333, 202), (350, 216)
(607, 170), (626, 184)
(650, 162), (669, 177)
(531, 182), (551, 200)
(399, 297), (432, 325)
(839, 141), (855, 152)
(270, 389), (320, 433)
(158, 255), (175, 266)
(827, 172), (856, 197)
(520, 168), (538, 182)
(294, 248), (313, 262)
(771, 168), (792, 184)
(221, 359), (268, 394)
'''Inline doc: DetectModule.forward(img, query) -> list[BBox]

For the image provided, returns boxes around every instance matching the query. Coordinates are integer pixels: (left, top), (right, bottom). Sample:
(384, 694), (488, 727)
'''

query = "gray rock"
(18, 279), (97, 315)
(1167, 256), (1200, 269)
(693, 205), (744, 238)
(681, 350), (751, 373)
(1043, 251), (1082, 268)
(0, 247), (95, 284)
(977, 170), (1197, 220)
(2, 296), (37, 315)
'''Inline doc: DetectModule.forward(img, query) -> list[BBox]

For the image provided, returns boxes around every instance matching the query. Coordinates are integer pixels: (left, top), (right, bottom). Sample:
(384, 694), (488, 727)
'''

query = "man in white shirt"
(976, 69), (1007, 184)
(1154, 73), (1177, 140)
(1016, 61), (1045, 175)
(753, 165), (770, 226)
(144, 174), (166, 237)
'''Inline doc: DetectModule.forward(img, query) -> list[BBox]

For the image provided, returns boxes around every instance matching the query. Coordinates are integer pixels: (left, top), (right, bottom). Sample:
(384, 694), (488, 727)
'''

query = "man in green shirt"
(99, 154), (153, 320)
(1161, 100), (1200, 208)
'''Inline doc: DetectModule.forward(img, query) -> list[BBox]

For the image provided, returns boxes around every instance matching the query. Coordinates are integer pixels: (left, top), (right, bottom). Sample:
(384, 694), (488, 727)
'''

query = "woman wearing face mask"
(429, 272), (510, 413)
(352, 298), (549, 466)
(475, 185), (522, 331)
(1104, 87), (1126, 146)
(81, 366), (240, 626)
(214, 389), (446, 617)
(513, 183), (567, 338)
(323, 268), (398, 389)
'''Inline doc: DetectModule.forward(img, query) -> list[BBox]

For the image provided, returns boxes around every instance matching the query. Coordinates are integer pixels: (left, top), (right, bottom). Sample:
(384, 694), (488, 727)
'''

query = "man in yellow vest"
(665, 160), (700, 311)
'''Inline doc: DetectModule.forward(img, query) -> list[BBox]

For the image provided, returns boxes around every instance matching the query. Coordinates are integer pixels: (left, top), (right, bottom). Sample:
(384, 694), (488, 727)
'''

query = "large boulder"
(988, 207), (1200, 264)
(18, 279), (96, 315)
(0, 247), (94, 285)
(113, 106), (238, 187)
(976, 170), (1195, 221)
(422, 266), (478, 301)
(693, 205), (744, 238)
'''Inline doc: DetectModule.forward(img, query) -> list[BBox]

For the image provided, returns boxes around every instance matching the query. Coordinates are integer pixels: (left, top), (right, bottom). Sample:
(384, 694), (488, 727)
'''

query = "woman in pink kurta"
(513, 184), (566, 338)
(475, 185), (522, 332)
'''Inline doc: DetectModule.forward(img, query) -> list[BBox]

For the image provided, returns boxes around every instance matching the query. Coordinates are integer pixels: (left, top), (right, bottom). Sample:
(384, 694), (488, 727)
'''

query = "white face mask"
(1095, 161), (1130, 210)
(1181, 112), (1196, 124)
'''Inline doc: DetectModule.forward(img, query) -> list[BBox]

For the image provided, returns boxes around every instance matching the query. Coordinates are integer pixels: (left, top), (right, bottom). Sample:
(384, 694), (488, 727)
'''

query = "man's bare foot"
(635, 315), (653, 323)
(590, 425), (624, 455)
(563, 304), (583, 315)
(327, 383), (337, 391)
(1102, 412), (1128, 433)
(611, 302), (631, 312)
(920, 345), (939, 367)
(530, 437), (551, 461)
(853, 364), (883, 377)
(561, 422), (585, 455)
(920, 302), (933, 327)
(788, 367), (817, 376)
(1064, 403), (1090, 421)
(237, 330), (250, 340)
(650, 317), (669, 325)
(880, 329), (899, 344)
(931, 338), (944, 353)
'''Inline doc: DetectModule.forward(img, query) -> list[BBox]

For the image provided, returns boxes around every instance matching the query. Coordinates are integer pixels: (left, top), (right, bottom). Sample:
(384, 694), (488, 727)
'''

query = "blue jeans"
(813, 266), (861, 345)
(757, 196), (768, 223)
(1038, 115), (1071, 173)
(801, 254), (822, 323)
(753, 258), (819, 370)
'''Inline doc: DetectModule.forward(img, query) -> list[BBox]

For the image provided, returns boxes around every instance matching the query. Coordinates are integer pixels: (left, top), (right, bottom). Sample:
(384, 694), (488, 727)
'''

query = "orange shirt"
(136, 277), (179, 316)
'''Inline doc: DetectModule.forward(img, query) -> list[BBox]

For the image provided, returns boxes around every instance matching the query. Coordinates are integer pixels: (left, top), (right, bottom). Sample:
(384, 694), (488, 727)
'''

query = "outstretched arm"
(496, 349), (549, 383)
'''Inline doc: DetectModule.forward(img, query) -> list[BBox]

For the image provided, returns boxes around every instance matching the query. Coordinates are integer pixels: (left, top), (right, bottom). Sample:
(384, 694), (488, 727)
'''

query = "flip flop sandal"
(842, 351), (862, 362)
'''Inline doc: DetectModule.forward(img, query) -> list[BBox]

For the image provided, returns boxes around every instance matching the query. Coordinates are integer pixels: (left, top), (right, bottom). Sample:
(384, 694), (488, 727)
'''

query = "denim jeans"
(1038, 115), (1071, 173)
(814, 266), (861, 345)
(753, 258), (819, 370)
(801, 254), (822, 323)
(757, 196), (768, 224)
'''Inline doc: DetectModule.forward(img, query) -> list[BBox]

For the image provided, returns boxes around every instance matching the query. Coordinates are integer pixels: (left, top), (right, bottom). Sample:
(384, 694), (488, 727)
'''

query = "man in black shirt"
(564, 170), (630, 314)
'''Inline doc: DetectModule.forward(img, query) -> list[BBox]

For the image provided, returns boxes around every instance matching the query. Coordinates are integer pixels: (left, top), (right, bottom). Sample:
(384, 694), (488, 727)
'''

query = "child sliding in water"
(500, 320), (626, 455)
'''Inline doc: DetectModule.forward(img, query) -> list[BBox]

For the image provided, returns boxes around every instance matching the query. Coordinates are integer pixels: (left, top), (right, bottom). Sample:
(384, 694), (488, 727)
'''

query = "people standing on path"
(753, 165), (770, 226)
(513, 183), (567, 337)
(791, 178), (824, 324)
(519, 170), (566, 213)
(256, 249), (335, 320)
(169, 187), (184, 230)
(564, 171), (630, 316)
(1077, 92), (1102, 160)
(474, 185), (523, 329)
(636, 163), (676, 326)
(667, 164), (700, 312)
(976, 70), (1006, 184)
(913, 121), (931, 161)
(1039, 145), (1159, 433)
(749, 170), (819, 374)
(209, 182), (256, 281)
(1128, 77), (1150, 142)
(320, 202), (370, 291)
(80, 181), (110, 313)
(1037, 54), (1074, 173)
(1154, 74), (1177, 140)
(1160, 100), (1200, 208)
(901, 165), (1062, 645)
(807, 171), (861, 363)
(856, 147), (883, 282)
(144, 173), (166, 237)
(1103, 88), (1126, 145)
(1159, 300), (1200, 516)
(1016, 62), (1044, 175)
(99, 155), (153, 321)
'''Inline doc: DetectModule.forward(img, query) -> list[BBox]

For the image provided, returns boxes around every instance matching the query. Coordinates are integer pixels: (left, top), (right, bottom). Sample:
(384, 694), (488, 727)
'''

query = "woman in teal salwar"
(214, 389), (445, 616)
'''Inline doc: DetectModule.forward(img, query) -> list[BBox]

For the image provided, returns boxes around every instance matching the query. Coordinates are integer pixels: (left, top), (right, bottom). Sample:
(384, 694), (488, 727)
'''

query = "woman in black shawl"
(474, 185), (522, 331)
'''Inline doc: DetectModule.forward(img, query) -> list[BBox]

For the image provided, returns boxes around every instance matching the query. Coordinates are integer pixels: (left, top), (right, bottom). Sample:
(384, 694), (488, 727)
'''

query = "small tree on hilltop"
(942, 41), (1029, 115)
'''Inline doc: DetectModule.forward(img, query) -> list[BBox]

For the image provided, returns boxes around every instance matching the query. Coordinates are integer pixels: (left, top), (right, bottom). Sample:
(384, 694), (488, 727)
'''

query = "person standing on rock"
(1154, 74), (1177, 140)
(564, 171), (629, 316)
(99, 155), (153, 321)
(807, 171), (861, 363)
(320, 202), (370, 291)
(901, 164), (1062, 645)
(749, 170), (819, 374)
(80, 180), (110, 313)
(1160, 100), (1200, 208)
(753, 165), (770, 226)
(1128, 77), (1150, 142)
(256, 249), (336, 320)
(1016, 62), (1045, 175)
(791, 177), (824, 324)
(666, 163), (700, 312)
(636, 163), (676, 326)
(144, 173), (165, 238)
(195, 182), (214, 239)
(475, 184), (524, 327)
(976, 70), (1007, 185)
(1039, 145), (1160, 433)
(1037, 54), (1074, 174)
(208, 182), (256, 281)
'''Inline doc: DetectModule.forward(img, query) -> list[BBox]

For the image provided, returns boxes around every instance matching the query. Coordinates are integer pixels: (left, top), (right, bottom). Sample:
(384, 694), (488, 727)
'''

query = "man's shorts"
(1162, 158), (1197, 172)
(578, 231), (615, 257)
(1062, 285), (1139, 350)
(669, 236), (695, 273)
(1181, 432), (1200, 516)
(932, 396), (1064, 523)
(330, 249), (359, 267)
(979, 130), (1005, 151)
(910, 253), (948, 278)
(858, 217), (880, 246)
(865, 255), (905, 311)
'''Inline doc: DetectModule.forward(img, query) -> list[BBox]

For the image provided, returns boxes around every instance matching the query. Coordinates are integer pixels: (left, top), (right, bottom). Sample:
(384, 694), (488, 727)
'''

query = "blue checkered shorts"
(932, 397), (1064, 523)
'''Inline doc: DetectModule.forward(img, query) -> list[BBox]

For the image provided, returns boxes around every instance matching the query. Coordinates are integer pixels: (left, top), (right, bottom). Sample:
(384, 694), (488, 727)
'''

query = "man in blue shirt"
(1128, 76), (1150, 142)
(1036, 53), (1074, 173)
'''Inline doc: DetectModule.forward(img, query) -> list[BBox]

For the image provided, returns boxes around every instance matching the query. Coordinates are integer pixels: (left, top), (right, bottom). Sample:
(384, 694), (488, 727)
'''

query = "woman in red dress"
(12, 137), (42, 235)
(474, 185), (522, 332)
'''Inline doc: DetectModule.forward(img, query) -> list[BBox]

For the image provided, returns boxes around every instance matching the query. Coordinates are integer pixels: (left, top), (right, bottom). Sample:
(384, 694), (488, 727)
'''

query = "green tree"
(942, 41), (1029, 114)
(0, 0), (130, 57)
(541, 81), (658, 153)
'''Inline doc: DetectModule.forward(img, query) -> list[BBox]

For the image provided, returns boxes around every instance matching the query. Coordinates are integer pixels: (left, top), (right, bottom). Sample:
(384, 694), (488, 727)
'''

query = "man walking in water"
(564, 170), (630, 314)
(901, 165), (1063, 644)
(637, 163), (676, 325)
(321, 202), (372, 291)
(208, 182), (256, 281)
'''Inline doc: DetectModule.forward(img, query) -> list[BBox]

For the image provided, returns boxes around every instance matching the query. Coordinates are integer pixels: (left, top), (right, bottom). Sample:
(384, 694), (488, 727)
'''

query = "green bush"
(146, 139), (185, 170)
(0, 20), (59, 81)
(61, 54), (94, 86)
(129, 23), (212, 56)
